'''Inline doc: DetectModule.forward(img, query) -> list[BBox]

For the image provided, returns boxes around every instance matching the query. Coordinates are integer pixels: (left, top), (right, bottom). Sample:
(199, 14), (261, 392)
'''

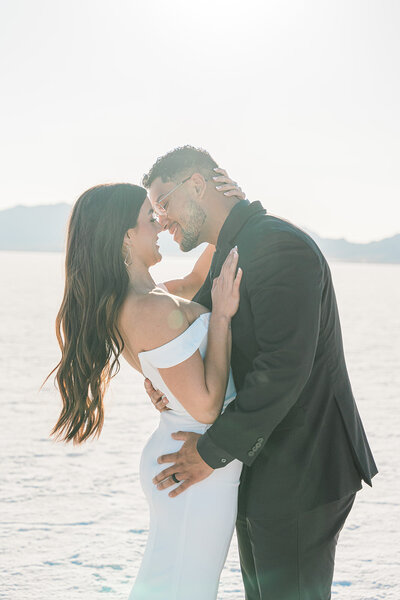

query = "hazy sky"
(1, 0), (399, 242)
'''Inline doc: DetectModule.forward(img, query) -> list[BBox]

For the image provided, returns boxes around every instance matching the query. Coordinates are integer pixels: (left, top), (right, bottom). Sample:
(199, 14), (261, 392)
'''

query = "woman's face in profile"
(128, 197), (163, 267)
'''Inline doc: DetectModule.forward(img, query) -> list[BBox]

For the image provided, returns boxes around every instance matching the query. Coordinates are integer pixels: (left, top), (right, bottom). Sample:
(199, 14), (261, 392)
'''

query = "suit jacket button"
(257, 437), (264, 443)
(248, 450), (254, 457)
(221, 458), (227, 463)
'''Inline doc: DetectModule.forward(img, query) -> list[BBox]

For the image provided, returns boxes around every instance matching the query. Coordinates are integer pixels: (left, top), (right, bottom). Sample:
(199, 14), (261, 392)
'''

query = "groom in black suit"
(143, 146), (378, 599)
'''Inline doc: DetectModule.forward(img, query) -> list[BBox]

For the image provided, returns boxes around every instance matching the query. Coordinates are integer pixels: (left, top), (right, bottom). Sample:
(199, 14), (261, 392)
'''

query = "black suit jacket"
(195, 200), (378, 517)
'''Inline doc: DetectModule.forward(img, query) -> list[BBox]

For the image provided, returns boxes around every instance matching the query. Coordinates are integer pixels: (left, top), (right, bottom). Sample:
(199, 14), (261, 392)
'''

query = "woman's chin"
(153, 247), (163, 264)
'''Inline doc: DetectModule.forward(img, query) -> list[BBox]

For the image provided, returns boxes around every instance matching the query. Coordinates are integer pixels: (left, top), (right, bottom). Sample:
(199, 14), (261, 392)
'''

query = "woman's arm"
(162, 244), (215, 300)
(159, 313), (231, 424)
(135, 249), (242, 424)
(160, 248), (241, 423)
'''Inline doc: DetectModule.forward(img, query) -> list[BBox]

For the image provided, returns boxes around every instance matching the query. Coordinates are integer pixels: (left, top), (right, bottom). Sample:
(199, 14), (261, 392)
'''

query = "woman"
(47, 174), (244, 599)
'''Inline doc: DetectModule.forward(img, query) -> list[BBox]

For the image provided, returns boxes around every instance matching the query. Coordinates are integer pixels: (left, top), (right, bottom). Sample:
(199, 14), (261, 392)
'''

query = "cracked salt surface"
(1, 253), (399, 599)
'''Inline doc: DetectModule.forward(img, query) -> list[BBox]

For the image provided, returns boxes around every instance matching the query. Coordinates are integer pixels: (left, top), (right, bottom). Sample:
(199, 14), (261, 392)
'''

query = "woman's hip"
(139, 426), (242, 498)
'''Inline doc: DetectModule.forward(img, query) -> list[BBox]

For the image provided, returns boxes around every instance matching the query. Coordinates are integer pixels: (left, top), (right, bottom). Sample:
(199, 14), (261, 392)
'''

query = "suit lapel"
(209, 244), (232, 279)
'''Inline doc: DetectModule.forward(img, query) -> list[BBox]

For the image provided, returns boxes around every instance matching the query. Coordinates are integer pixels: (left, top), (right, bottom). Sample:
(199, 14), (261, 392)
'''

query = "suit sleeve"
(197, 236), (323, 468)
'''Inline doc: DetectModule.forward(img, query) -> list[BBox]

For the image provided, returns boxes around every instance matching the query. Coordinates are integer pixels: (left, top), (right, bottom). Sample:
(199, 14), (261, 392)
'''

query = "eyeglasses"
(153, 175), (192, 217)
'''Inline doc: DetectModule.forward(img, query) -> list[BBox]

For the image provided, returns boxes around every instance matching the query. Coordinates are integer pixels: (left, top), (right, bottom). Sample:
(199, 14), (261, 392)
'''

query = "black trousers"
(236, 493), (356, 600)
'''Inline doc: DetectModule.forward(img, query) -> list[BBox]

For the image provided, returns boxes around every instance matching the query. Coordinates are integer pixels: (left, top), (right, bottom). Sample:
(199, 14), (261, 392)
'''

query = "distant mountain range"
(1, 203), (399, 263)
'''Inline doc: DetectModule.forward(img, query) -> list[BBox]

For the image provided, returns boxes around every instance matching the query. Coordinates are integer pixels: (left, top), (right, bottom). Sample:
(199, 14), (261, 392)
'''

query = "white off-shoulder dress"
(128, 311), (242, 600)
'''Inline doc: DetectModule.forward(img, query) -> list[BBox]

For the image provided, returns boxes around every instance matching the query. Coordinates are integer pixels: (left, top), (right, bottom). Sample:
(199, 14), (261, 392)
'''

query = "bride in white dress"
(47, 177), (244, 600)
(118, 218), (243, 600)
(127, 309), (242, 599)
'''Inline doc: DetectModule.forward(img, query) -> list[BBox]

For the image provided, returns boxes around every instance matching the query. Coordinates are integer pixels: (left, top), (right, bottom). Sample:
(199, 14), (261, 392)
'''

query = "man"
(142, 145), (377, 599)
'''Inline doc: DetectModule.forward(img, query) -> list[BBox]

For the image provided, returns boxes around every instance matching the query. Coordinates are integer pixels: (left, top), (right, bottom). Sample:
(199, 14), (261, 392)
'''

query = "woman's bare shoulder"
(121, 290), (191, 353)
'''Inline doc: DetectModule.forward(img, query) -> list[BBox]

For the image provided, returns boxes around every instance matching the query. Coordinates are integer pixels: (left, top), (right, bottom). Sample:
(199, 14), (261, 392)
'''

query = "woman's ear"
(123, 228), (135, 245)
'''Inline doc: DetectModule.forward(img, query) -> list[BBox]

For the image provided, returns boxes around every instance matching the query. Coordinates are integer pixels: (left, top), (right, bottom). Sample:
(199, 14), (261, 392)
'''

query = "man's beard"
(179, 200), (207, 252)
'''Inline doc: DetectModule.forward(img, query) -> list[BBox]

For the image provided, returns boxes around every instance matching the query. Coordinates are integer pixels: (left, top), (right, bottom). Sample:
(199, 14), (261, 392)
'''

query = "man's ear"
(191, 172), (207, 199)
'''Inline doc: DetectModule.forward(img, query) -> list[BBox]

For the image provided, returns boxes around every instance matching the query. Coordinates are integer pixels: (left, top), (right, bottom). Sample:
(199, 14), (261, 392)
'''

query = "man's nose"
(158, 214), (170, 230)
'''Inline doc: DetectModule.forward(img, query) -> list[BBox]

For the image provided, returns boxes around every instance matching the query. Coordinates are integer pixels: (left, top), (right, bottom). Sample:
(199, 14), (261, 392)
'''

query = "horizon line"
(0, 201), (398, 246)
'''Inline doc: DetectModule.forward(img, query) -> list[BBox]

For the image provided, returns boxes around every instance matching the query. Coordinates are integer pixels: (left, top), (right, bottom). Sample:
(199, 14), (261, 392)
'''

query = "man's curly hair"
(142, 145), (218, 188)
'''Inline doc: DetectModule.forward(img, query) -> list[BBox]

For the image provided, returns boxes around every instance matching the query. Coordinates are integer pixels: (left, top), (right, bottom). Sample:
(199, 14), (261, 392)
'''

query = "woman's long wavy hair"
(44, 183), (147, 444)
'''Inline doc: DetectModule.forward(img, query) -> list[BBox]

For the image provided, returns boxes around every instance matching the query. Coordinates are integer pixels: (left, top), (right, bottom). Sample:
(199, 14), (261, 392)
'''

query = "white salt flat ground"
(0, 252), (399, 599)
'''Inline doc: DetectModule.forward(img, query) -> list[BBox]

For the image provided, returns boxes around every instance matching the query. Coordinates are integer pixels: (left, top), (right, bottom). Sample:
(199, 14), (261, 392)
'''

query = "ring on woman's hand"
(171, 473), (180, 484)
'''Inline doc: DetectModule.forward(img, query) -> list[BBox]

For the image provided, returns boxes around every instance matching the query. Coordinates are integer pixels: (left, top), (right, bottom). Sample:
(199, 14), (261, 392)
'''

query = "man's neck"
(203, 196), (242, 246)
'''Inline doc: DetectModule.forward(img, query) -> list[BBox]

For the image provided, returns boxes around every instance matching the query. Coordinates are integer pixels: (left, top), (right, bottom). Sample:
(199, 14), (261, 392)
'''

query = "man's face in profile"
(148, 175), (206, 252)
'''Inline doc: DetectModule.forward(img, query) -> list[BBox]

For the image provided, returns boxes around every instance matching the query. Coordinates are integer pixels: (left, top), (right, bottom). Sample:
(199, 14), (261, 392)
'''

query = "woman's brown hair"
(43, 183), (147, 444)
